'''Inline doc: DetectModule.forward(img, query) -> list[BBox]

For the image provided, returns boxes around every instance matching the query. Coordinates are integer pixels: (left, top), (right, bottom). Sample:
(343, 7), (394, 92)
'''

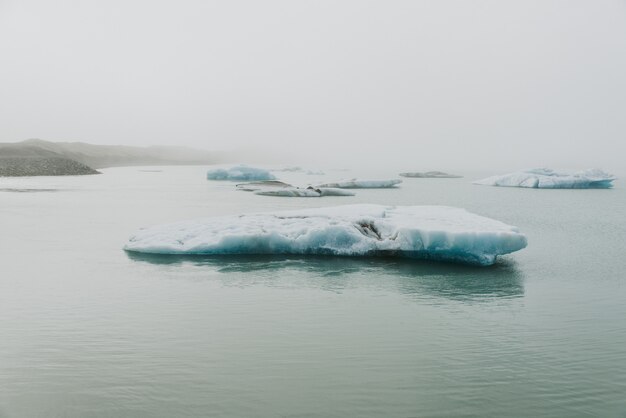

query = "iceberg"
(400, 171), (462, 178)
(255, 188), (322, 197)
(236, 180), (292, 191)
(124, 204), (527, 266)
(236, 181), (354, 197)
(474, 168), (615, 189)
(315, 179), (402, 189)
(272, 166), (303, 172)
(255, 187), (355, 197)
(207, 165), (276, 181)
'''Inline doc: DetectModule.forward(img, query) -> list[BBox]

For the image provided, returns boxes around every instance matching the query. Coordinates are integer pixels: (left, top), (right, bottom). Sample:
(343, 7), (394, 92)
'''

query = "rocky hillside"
(0, 139), (219, 176)
(16, 139), (218, 169)
(0, 144), (100, 177)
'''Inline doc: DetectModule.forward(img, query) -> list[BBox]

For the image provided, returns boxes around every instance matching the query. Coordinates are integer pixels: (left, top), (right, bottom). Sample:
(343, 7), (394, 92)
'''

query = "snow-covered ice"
(124, 204), (527, 266)
(207, 166), (276, 181)
(315, 179), (402, 189)
(474, 168), (615, 189)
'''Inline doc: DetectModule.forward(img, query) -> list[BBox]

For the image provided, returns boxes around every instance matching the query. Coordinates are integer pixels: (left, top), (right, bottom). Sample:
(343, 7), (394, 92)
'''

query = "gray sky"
(1, 0), (625, 170)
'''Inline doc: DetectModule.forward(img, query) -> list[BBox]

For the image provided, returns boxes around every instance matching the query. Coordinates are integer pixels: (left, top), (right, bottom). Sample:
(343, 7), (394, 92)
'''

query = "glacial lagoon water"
(1, 166), (625, 418)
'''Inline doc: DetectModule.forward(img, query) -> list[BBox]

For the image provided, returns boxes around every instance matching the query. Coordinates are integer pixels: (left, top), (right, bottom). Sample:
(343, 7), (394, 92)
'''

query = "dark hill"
(0, 143), (100, 177)
(19, 139), (217, 169)
(0, 139), (219, 177)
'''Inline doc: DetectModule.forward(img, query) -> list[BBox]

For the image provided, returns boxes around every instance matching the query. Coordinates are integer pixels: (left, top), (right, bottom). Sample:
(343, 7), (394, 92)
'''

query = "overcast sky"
(1, 0), (625, 170)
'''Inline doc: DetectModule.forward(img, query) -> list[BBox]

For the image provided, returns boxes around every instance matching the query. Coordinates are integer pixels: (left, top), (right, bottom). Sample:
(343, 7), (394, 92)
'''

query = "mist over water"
(2, 1), (626, 416)
(1, 166), (625, 417)
(1, 1), (625, 170)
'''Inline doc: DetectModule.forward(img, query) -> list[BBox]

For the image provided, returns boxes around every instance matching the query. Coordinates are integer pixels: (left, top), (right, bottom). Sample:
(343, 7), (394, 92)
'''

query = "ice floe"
(207, 166), (276, 181)
(124, 204), (527, 266)
(236, 181), (354, 197)
(255, 187), (354, 197)
(474, 168), (615, 189)
(315, 179), (402, 189)
(400, 171), (462, 178)
(235, 180), (292, 192)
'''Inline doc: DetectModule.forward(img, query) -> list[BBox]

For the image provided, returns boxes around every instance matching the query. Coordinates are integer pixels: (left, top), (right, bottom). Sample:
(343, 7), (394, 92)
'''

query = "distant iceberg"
(207, 165), (276, 181)
(255, 187), (354, 197)
(124, 204), (527, 266)
(316, 179), (402, 189)
(236, 180), (292, 191)
(237, 181), (354, 197)
(272, 166), (303, 172)
(474, 168), (615, 189)
(400, 171), (462, 178)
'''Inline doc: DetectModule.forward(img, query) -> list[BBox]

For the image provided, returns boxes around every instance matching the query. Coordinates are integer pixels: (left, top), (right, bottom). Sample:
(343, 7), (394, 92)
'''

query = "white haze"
(0, 0), (625, 171)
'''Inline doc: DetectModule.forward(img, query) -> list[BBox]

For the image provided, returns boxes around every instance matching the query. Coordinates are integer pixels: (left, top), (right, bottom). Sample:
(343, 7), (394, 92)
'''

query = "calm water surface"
(1, 166), (625, 418)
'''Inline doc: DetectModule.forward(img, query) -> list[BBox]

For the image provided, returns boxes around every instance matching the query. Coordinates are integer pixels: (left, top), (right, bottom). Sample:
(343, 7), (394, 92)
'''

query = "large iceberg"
(124, 204), (527, 266)
(315, 179), (402, 189)
(207, 165), (276, 181)
(474, 168), (615, 189)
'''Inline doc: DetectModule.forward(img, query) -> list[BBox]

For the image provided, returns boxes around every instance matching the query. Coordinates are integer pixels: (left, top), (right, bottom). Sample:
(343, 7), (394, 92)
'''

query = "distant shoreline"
(0, 139), (219, 177)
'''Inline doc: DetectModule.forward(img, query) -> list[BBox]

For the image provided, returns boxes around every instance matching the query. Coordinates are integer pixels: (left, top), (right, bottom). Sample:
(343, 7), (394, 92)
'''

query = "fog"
(1, 0), (625, 171)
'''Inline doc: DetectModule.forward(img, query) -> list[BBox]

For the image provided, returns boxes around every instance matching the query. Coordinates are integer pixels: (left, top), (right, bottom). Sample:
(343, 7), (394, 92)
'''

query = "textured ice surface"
(207, 166), (276, 181)
(316, 179), (402, 188)
(124, 204), (527, 266)
(474, 168), (615, 189)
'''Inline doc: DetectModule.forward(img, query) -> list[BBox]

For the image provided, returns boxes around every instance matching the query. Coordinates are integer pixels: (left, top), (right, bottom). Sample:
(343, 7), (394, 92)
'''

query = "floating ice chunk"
(124, 204), (527, 266)
(272, 166), (303, 172)
(254, 187), (355, 197)
(236, 180), (292, 191)
(318, 188), (354, 196)
(255, 187), (322, 197)
(400, 171), (462, 178)
(269, 167), (325, 175)
(207, 165), (276, 181)
(474, 168), (615, 189)
(315, 179), (402, 188)
(237, 181), (354, 197)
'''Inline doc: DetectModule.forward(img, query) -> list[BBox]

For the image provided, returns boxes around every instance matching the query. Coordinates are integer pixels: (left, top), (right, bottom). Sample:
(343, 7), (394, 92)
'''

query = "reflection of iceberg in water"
(126, 253), (524, 301)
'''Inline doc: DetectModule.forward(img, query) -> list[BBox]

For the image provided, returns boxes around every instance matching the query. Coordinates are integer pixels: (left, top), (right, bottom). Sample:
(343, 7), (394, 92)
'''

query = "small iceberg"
(474, 168), (615, 189)
(255, 187), (354, 197)
(207, 165), (276, 181)
(236, 180), (292, 191)
(272, 166), (303, 172)
(124, 204), (527, 266)
(235, 180), (354, 197)
(400, 171), (462, 178)
(236, 181), (354, 197)
(315, 179), (402, 189)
